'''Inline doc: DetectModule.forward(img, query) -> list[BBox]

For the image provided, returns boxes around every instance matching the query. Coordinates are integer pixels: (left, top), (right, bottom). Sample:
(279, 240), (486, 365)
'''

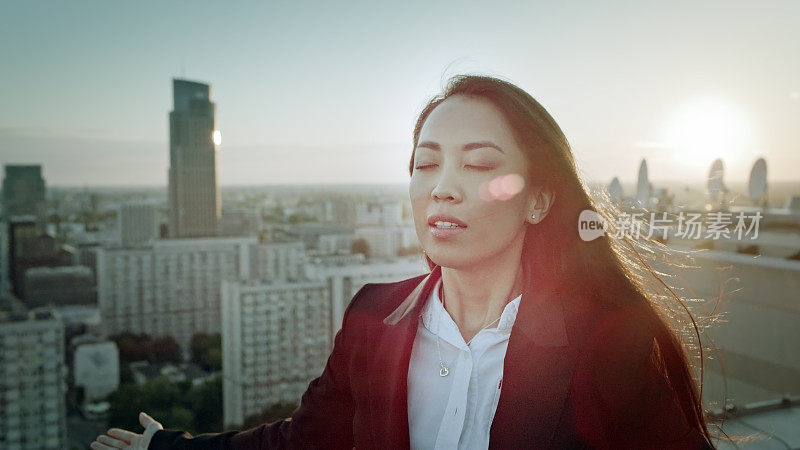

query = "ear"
(526, 186), (556, 224)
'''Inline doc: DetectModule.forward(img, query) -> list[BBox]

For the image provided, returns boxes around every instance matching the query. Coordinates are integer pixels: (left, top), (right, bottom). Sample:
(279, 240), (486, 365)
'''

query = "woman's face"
(410, 94), (537, 269)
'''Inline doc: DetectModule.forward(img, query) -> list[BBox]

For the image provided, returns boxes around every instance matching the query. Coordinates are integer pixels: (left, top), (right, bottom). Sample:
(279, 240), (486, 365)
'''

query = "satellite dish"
(706, 158), (726, 200)
(608, 177), (623, 203)
(636, 159), (650, 207)
(748, 157), (767, 205)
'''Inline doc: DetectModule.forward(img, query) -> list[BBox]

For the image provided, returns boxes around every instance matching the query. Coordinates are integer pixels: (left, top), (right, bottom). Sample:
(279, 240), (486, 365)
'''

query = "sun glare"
(662, 97), (753, 169)
(212, 130), (222, 146)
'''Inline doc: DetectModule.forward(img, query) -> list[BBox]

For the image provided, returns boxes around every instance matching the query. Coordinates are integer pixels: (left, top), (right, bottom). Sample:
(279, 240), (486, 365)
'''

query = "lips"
(427, 214), (468, 228)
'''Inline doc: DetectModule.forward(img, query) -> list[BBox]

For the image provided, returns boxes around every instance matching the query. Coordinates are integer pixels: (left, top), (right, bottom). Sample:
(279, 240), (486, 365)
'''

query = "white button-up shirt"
(407, 278), (523, 450)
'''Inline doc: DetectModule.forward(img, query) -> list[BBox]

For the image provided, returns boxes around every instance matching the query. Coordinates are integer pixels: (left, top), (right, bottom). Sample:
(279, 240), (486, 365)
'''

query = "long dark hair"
(408, 74), (724, 445)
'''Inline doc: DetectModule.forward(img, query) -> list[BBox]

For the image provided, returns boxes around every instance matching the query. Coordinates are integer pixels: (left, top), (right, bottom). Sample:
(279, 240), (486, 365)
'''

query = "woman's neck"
(440, 251), (525, 344)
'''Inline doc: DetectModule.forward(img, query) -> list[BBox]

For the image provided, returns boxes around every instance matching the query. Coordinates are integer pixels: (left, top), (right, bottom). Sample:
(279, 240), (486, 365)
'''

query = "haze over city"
(2, 0), (799, 186)
(2, 3), (800, 449)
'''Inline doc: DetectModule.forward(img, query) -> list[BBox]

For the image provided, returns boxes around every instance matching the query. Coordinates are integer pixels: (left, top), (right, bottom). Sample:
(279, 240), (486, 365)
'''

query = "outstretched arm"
(91, 412), (163, 450)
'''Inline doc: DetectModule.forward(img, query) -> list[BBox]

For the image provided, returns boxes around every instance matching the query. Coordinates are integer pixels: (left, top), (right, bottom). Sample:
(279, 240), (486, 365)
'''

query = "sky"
(1, 0), (798, 187)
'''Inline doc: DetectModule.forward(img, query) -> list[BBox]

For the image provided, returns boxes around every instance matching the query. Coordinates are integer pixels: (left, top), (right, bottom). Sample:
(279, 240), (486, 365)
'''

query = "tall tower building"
(2, 165), (46, 220)
(168, 79), (220, 238)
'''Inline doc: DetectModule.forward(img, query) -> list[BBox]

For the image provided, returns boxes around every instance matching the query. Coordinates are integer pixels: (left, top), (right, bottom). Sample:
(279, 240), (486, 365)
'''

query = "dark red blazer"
(150, 266), (713, 449)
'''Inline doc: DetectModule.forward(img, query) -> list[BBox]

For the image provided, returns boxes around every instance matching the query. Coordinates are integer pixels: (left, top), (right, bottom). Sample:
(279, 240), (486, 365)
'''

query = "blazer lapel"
(489, 286), (580, 449)
(370, 266), (441, 449)
(372, 266), (580, 449)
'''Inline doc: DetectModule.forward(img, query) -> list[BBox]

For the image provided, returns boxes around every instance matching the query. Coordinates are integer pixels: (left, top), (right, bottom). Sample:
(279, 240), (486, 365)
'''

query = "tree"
(189, 375), (223, 433)
(150, 335), (182, 364)
(107, 384), (149, 431)
(351, 238), (369, 257)
(162, 406), (194, 432)
(111, 332), (154, 362)
(110, 332), (182, 364)
(190, 333), (222, 372)
(119, 361), (133, 384)
(142, 375), (182, 407)
(107, 376), (202, 435)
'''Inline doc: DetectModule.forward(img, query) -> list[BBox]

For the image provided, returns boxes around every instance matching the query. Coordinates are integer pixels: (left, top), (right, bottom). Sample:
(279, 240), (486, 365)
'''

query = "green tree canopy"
(111, 332), (182, 364)
(107, 375), (223, 435)
(190, 332), (222, 372)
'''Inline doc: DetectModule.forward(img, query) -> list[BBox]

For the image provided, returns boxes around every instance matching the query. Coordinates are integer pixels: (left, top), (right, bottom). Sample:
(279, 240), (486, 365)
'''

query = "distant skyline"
(1, 1), (799, 186)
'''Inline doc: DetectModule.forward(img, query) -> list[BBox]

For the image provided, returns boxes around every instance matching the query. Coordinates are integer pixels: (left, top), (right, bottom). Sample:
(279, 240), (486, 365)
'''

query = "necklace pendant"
(439, 364), (449, 377)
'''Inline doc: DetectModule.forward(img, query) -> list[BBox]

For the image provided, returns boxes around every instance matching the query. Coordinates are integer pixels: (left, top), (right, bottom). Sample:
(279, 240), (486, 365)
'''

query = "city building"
(221, 279), (330, 427)
(71, 336), (119, 402)
(168, 79), (220, 238)
(7, 217), (72, 301)
(219, 209), (260, 237)
(355, 200), (402, 226)
(322, 198), (357, 225)
(129, 361), (211, 387)
(2, 165), (46, 220)
(97, 237), (256, 348)
(656, 248), (800, 407)
(119, 202), (158, 246)
(263, 223), (353, 252)
(354, 225), (403, 259)
(0, 309), (67, 449)
(22, 265), (95, 307)
(51, 304), (101, 336)
(316, 233), (355, 255)
(250, 240), (306, 281)
(352, 200), (417, 259)
(306, 257), (427, 344)
(1, 223), (9, 295)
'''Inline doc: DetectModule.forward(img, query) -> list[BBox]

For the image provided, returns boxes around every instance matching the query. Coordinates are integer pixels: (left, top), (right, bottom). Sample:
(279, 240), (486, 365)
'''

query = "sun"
(662, 97), (753, 170)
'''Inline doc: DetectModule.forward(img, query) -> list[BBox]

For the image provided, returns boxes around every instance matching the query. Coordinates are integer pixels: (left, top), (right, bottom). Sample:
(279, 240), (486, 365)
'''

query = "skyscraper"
(168, 79), (220, 238)
(2, 165), (46, 220)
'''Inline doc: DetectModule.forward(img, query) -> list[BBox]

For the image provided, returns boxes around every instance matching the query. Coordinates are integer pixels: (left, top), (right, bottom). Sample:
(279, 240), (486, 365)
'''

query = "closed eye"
(465, 165), (494, 171)
(414, 164), (437, 170)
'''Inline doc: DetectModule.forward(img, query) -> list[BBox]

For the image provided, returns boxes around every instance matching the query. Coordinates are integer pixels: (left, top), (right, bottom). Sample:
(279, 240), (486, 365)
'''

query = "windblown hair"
(408, 74), (729, 446)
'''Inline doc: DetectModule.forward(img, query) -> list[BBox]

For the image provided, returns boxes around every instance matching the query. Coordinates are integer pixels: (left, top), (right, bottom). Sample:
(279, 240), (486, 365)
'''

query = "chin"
(425, 249), (480, 270)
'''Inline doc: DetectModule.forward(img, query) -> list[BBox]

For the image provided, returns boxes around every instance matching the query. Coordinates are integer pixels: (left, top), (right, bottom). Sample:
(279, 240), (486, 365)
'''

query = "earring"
(530, 213), (537, 220)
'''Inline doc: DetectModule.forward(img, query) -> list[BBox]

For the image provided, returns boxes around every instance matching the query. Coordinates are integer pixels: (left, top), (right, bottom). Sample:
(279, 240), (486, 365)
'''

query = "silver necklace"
(435, 284), (502, 377)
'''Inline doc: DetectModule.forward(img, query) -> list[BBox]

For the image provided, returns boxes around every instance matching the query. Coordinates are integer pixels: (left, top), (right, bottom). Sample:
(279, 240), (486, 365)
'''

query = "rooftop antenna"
(706, 158), (727, 209)
(636, 159), (650, 208)
(608, 177), (623, 204)
(748, 157), (768, 208)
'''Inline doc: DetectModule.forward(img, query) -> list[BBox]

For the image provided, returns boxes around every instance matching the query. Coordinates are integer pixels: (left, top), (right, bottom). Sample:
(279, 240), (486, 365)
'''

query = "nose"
(431, 168), (462, 203)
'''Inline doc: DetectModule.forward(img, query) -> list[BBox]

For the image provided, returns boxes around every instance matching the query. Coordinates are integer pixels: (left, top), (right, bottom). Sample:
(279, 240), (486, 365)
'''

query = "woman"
(92, 75), (717, 449)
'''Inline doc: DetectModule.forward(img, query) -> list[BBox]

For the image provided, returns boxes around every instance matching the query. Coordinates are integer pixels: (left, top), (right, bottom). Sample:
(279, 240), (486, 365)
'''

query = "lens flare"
(212, 130), (222, 146)
(479, 174), (525, 201)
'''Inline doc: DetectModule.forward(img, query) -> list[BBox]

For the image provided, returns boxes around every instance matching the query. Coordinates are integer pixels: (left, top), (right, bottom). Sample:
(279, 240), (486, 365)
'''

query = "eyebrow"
(416, 140), (505, 154)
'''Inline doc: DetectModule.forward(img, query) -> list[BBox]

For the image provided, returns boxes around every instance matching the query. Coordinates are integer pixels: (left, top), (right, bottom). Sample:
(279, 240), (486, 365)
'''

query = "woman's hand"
(91, 412), (163, 450)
